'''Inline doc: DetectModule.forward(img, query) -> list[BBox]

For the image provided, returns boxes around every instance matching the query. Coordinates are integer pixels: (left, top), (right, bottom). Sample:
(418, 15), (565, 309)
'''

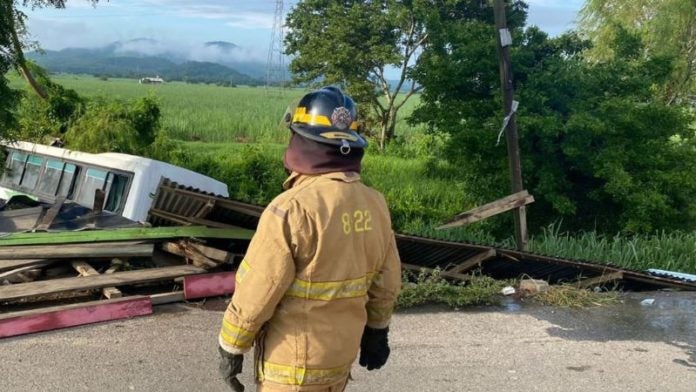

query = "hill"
(27, 39), (263, 85)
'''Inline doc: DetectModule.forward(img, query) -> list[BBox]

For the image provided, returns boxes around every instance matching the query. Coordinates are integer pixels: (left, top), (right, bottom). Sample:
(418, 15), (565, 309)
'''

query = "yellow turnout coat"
(219, 171), (402, 391)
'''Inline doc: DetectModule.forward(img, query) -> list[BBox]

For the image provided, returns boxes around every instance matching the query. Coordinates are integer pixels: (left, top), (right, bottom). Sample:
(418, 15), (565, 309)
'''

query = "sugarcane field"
(1, 1), (696, 391)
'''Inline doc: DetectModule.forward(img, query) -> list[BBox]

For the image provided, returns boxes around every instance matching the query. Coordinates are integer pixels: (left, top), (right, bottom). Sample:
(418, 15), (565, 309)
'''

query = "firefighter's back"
(260, 171), (394, 388)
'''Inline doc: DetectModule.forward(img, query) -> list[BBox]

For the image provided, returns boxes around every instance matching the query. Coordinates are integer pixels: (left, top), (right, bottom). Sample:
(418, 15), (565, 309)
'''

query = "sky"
(22, 0), (585, 60)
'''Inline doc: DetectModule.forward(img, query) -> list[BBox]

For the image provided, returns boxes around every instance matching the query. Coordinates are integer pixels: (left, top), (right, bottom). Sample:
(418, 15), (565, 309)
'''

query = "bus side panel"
(122, 164), (229, 223)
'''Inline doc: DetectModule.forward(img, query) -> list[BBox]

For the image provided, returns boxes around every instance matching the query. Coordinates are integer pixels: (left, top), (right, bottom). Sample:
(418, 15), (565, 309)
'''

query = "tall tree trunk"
(386, 107), (397, 141)
(377, 104), (400, 150)
(379, 118), (389, 150)
(7, 6), (47, 100)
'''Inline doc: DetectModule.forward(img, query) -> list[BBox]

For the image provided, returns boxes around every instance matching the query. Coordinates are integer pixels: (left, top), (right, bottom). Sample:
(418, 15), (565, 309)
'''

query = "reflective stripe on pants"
(257, 377), (349, 392)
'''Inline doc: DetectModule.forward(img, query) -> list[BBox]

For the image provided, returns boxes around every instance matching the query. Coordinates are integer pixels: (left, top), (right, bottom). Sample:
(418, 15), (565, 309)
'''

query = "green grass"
(9, 74), (425, 143)
(526, 224), (696, 273)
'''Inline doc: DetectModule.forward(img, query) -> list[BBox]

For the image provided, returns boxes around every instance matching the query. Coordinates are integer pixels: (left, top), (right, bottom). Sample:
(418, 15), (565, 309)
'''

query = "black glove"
(359, 326), (390, 371)
(218, 346), (245, 392)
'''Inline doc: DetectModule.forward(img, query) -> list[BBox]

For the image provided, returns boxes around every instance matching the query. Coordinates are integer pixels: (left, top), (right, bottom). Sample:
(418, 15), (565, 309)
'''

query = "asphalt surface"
(2, 292), (696, 392)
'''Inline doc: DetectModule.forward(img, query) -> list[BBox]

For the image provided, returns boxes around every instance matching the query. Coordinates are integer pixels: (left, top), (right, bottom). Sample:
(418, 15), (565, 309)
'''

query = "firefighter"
(217, 86), (402, 392)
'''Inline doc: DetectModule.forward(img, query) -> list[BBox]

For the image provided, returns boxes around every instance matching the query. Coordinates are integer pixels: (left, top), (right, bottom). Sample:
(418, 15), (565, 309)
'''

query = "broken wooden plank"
(438, 190), (535, 229)
(576, 272), (624, 289)
(185, 241), (231, 263)
(149, 291), (185, 305)
(402, 263), (471, 281)
(0, 265), (206, 302)
(34, 197), (65, 231)
(0, 296), (152, 338)
(161, 242), (217, 268)
(71, 261), (98, 277)
(104, 261), (122, 275)
(0, 262), (51, 280)
(147, 209), (194, 226)
(0, 259), (49, 272)
(194, 200), (216, 219)
(184, 272), (236, 300)
(71, 261), (122, 299)
(0, 242), (153, 260)
(0, 226), (254, 246)
(4, 268), (42, 284)
(446, 249), (497, 275)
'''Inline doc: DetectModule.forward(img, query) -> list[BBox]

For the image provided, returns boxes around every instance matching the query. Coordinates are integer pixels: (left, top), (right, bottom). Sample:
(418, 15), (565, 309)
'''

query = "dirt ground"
(1, 292), (695, 392)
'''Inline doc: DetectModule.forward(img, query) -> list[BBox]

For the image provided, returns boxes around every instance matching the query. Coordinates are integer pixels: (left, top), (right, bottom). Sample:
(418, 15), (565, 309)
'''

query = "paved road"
(2, 292), (696, 392)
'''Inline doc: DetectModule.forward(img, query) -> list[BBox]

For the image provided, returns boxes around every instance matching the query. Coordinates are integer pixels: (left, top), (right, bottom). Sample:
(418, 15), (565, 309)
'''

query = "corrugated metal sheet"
(0, 202), (139, 233)
(147, 181), (696, 291)
(647, 269), (696, 284)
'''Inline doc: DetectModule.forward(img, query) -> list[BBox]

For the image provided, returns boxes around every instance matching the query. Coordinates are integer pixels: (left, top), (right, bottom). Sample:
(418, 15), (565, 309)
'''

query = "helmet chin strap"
(340, 139), (351, 156)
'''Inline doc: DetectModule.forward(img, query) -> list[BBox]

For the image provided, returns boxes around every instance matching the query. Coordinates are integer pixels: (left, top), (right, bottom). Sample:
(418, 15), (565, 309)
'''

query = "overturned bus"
(0, 141), (228, 222)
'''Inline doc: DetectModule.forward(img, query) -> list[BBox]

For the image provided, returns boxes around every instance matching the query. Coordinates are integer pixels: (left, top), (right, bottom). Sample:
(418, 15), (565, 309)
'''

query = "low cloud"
(189, 43), (266, 64)
(27, 15), (267, 63)
(113, 38), (266, 64)
(114, 39), (172, 56)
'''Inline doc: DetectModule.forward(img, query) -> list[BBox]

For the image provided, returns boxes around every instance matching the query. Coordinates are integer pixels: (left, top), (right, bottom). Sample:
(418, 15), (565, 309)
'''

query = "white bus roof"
(2, 140), (229, 198)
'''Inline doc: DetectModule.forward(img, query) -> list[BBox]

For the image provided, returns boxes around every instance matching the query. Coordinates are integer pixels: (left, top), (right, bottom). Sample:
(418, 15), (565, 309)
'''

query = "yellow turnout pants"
(257, 377), (349, 392)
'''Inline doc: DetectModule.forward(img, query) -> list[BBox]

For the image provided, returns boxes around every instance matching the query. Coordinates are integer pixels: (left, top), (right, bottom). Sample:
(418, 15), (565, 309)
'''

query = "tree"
(14, 62), (83, 141)
(0, 5), (20, 137)
(1, 1), (99, 100)
(285, 0), (428, 149)
(414, 1), (696, 234)
(0, 1), (99, 142)
(579, 0), (696, 104)
(65, 96), (161, 155)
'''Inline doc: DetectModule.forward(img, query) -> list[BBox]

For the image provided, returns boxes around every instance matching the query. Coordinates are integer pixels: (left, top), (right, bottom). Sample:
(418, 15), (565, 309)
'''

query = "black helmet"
(289, 87), (368, 151)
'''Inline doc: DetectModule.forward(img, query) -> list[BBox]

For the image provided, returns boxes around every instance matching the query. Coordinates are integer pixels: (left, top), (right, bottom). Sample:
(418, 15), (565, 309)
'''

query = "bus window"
(76, 167), (107, 207)
(57, 163), (78, 198)
(37, 159), (64, 196)
(20, 155), (44, 190)
(104, 172), (129, 212)
(2, 151), (27, 186)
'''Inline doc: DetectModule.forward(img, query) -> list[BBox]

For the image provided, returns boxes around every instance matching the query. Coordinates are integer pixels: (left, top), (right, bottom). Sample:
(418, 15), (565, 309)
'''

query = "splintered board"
(0, 265), (206, 302)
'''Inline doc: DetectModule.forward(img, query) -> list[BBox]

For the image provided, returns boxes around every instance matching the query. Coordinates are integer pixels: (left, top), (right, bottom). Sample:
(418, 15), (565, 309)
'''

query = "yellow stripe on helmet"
(292, 107), (359, 130)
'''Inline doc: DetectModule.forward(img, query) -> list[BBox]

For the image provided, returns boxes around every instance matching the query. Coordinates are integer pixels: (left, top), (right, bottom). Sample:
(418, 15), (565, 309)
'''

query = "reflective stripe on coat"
(219, 171), (401, 391)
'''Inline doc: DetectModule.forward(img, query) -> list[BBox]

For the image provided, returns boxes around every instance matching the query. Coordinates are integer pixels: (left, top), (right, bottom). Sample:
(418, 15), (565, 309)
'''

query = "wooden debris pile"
(0, 224), (254, 338)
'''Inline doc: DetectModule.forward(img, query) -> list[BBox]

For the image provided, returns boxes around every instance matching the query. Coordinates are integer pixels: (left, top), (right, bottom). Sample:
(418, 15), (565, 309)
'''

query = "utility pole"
(493, 0), (528, 250)
(266, 0), (286, 93)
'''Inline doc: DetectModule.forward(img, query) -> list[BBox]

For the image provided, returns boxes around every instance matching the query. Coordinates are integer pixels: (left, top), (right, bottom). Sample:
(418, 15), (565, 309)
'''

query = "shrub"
(65, 96), (160, 155)
(397, 268), (509, 309)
